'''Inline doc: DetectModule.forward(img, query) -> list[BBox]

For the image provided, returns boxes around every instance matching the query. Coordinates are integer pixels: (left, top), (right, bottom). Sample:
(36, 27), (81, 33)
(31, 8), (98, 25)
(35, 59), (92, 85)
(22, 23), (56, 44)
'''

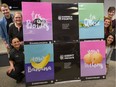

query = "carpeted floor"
(0, 60), (115, 87)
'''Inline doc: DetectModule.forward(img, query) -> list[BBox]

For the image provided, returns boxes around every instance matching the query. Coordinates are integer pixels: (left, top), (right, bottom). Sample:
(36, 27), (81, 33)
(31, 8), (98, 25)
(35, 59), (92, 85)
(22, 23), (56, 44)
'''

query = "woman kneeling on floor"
(6, 37), (25, 83)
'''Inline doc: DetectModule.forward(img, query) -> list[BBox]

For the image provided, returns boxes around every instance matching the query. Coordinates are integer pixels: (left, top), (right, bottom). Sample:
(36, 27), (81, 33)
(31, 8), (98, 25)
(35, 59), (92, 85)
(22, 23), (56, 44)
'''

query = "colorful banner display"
(22, 2), (53, 41)
(22, 2), (105, 86)
(24, 44), (54, 85)
(79, 3), (104, 39)
(54, 42), (80, 81)
(52, 4), (79, 42)
(80, 40), (106, 80)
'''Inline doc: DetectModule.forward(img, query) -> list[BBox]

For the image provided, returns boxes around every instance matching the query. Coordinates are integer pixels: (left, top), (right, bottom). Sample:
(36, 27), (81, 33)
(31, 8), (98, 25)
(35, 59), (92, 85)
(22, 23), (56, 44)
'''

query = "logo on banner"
(83, 49), (103, 69)
(58, 16), (73, 21)
(26, 11), (49, 31)
(80, 14), (100, 28)
(60, 54), (74, 60)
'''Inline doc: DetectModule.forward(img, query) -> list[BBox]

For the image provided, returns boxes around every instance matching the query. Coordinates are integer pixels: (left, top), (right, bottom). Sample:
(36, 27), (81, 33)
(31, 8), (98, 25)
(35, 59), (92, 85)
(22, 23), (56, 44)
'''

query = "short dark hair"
(108, 6), (115, 12)
(0, 3), (9, 11)
(11, 37), (20, 43)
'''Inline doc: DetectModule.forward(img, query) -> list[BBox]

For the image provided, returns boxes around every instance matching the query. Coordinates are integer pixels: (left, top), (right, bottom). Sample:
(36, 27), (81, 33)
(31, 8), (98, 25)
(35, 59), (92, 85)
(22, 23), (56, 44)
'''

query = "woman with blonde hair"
(9, 12), (23, 47)
(104, 17), (112, 37)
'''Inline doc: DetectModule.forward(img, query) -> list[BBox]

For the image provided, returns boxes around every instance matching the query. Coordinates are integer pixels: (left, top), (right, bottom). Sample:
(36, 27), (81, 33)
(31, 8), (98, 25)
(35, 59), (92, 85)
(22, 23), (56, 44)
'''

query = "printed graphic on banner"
(52, 4), (79, 42)
(79, 3), (104, 39)
(24, 44), (54, 83)
(22, 2), (52, 41)
(54, 42), (80, 81)
(80, 41), (106, 78)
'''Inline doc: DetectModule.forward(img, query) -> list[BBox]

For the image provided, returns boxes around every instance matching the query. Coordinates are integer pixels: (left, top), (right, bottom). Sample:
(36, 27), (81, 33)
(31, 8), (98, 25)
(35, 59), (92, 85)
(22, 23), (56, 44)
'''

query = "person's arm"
(0, 24), (10, 49)
(0, 23), (3, 38)
(7, 60), (15, 74)
(0, 24), (2, 38)
(20, 41), (24, 45)
(7, 51), (15, 74)
(108, 48), (113, 59)
(107, 47), (114, 64)
(2, 40), (10, 49)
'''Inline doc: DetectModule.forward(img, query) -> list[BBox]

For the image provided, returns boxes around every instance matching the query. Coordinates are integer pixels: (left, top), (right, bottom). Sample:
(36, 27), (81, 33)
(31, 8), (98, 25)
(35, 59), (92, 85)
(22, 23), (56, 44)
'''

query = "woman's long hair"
(104, 16), (112, 35)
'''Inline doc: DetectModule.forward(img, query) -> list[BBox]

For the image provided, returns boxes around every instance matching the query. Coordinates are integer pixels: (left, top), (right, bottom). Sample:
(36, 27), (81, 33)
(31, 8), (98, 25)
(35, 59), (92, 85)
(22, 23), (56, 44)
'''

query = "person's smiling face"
(107, 35), (114, 46)
(108, 10), (115, 19)
(1, 6), (10, 18)
(104, 19), (111, 28)
(11, 38), (20, 49)
(14, 12), (22, 25)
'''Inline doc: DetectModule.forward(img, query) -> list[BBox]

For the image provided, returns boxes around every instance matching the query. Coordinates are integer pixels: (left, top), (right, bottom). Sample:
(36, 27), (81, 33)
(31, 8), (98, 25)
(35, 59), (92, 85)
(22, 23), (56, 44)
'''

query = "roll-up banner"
(79, 3), (104, 40)
(52, 3), (79, 42)
(24, 44), (54, 86)
(22, 2), (53, 42)
(54, 42), (80, 82)
(80, 40), (106, 80)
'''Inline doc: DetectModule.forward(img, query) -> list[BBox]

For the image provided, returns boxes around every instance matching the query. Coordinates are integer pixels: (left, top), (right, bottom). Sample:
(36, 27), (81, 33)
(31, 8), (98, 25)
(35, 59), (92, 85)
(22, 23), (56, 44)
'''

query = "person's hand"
(7, 66), (15, 74)
(5, 43), (10, 49)
(20, 41), (24, 45)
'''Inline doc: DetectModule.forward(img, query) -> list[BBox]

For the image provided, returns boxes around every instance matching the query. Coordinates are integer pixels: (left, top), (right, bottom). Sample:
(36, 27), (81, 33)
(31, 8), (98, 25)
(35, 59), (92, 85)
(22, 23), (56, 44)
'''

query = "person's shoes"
(16, 75), (25, 84)
(16, 79), (23, 84)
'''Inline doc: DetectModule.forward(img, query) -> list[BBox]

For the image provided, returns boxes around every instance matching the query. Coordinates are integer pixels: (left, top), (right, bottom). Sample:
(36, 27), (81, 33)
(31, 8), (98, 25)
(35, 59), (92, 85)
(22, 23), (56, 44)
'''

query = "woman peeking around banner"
(107, 6), (115, 21)
(6, 37), (25, 83)
(105, 6), (115, 34)
(9, 12), (23, 48)
(104, 17), (112, 37)
(105, 33), (115, 74)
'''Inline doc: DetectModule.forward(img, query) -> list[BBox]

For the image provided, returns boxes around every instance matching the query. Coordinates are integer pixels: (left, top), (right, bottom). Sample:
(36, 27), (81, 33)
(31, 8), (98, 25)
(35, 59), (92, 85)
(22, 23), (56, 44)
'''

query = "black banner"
(54, 42), (80, 82)
(52, 4), (79, 42)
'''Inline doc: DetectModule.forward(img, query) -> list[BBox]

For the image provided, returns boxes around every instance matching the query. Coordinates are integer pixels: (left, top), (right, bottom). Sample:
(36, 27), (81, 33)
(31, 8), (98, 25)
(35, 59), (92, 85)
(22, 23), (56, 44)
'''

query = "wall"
(104, 0), (116, 19)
